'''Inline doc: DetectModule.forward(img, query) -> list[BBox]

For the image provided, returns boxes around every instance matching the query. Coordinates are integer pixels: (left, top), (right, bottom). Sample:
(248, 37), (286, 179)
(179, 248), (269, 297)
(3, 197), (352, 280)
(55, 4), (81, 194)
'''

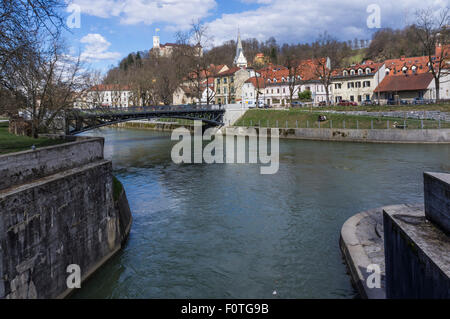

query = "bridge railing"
(70, 104), (225, 115)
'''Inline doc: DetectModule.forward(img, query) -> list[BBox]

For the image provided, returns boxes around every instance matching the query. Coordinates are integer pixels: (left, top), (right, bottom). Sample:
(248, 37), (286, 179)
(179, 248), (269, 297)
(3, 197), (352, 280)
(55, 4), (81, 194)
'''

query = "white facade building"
(75, 85), (132, 108)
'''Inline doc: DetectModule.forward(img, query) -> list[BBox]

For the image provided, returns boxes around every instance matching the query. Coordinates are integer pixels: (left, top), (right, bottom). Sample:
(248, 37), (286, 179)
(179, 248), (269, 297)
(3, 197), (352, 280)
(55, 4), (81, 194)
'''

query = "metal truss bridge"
(65, 105), (225, 135)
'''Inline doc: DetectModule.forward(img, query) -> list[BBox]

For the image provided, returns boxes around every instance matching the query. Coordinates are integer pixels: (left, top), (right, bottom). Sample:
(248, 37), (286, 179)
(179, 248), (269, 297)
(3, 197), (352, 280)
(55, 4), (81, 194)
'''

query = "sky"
(62, 0), (448, 72)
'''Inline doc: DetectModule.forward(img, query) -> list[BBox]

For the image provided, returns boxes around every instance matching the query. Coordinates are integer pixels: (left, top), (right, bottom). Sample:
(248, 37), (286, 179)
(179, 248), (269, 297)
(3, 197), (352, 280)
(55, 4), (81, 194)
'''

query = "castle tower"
(233, 29), (248, 68)
(153, 35), (160, 49)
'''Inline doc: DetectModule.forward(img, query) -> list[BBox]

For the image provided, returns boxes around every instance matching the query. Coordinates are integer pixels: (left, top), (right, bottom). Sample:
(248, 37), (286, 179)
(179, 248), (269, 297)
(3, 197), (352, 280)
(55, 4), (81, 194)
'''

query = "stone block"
(424, 172), (450, 234)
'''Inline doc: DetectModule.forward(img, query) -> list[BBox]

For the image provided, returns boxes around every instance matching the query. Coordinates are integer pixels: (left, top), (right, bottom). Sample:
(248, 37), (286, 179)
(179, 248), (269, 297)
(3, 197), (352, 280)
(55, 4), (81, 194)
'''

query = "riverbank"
(235, 109), (450, 130)
(115, 120), (193, 132)
(223, 126), (450, 144)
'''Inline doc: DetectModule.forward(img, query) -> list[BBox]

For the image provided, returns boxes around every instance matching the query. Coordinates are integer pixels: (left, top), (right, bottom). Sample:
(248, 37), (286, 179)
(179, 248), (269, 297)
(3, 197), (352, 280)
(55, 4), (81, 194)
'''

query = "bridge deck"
(66, 106), (226, 135)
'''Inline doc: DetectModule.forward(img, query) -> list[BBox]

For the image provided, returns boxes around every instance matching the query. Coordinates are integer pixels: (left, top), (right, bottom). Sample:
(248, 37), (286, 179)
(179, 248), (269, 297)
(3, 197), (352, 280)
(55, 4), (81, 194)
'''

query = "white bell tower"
(153, 28), (161, 49)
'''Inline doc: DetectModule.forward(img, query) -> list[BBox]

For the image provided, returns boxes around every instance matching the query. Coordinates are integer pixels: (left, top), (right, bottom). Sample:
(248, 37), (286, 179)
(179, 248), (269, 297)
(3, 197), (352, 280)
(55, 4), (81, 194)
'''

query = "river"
(72, 126), (450, 299)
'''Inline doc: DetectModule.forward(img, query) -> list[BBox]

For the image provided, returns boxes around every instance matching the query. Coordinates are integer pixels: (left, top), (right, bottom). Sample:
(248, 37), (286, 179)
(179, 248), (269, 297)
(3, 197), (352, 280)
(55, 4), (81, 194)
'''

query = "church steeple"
(233, 28), (247, 68)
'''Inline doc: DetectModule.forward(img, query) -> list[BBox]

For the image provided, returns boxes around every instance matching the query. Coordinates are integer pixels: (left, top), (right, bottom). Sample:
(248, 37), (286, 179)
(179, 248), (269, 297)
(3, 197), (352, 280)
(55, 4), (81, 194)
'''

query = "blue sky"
(62, 0), (447, 72)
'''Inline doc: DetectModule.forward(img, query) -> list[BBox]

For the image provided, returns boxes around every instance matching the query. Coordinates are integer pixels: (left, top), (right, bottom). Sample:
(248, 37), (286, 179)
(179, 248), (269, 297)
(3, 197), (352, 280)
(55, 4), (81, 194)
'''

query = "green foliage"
(234, 109), (450, 130)
(0, 122), (65, 154)
(112, 176), (123, 202)
(298, 90), (312, 101)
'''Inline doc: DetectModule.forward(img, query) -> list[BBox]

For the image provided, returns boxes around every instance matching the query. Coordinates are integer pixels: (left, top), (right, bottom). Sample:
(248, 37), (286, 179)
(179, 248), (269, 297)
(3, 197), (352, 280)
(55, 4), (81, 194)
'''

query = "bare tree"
(175, 20), (214, 106)
(0, 0), (65, 90)
(282, 49), (304, 106)
(313, 33), (350, 105)
(3, 38), (90, 137)
(415, 7), (449, 101)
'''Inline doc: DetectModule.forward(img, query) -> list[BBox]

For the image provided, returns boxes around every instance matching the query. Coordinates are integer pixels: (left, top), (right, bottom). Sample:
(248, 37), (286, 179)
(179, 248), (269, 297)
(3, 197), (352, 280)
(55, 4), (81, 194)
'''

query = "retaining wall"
(225, 127), (450, 143)
(0, 137), (104, 191)
(0, 137), (132, 299)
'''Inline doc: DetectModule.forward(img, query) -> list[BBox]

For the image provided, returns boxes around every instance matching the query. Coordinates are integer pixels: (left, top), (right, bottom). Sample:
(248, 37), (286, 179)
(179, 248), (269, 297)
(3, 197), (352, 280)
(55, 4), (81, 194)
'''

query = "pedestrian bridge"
(65, 105), (226, 135)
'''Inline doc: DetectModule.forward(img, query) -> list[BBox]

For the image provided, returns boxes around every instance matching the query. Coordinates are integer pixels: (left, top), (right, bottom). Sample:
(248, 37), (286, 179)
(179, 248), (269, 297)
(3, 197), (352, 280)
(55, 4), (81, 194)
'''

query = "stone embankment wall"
(321, 110), (450, 122)
(0, 137), (132, 299)
(224, 127), (450, 143)
(383, 172), (450, 299)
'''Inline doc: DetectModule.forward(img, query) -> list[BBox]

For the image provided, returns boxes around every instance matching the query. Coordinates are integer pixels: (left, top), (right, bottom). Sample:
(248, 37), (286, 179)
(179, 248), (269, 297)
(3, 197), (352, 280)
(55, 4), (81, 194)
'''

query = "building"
(75, 84), (132, 108)
(214, 67), (256, 104)
(151, 34), (203, 57)
(242, 77), (266, 107)
(373, 73), (436, 102)
(253, 53), (270, 66)
(173, 65), (228, 105)
(246, 59), (331, 107)
(331, 61), (386, 104)
(173, 78), (217, 105)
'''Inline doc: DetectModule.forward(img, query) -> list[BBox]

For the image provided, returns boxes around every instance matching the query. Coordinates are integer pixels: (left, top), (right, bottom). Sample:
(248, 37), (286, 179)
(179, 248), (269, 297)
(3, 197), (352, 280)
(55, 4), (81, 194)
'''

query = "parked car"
(318, 101), (327, 107)
(291, 101), (304, 107)
(337, 100), (357, 106)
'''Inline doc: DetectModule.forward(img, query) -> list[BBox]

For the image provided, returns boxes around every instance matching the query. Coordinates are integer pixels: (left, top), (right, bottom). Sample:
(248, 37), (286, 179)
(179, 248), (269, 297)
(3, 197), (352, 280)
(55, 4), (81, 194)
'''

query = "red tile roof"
(374, 73), (434, 93)
(332, 61), (384, 77)
(215, 66), (241, 76)
(384, 56), (430, 75)
(259, 59), (327, 84)
(245, 77), (266, 88)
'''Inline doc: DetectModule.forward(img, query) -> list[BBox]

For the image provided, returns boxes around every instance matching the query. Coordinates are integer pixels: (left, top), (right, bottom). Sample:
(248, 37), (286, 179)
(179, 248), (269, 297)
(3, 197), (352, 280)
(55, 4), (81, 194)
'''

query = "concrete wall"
(223, 104), (248, 126)
(383, 205), (450, 299)
(424, 172), (450, 234)
(0, 137), (104, 191)
(226, 127), (450, 143)
(0, 137), (132, 299)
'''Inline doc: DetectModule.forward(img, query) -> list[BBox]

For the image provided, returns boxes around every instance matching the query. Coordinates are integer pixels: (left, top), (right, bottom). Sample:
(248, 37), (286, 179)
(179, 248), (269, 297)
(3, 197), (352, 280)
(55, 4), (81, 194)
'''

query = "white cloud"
(79, 33), (121, 62)
(70, 0), (217, 29)
(206, 0), (447, 45)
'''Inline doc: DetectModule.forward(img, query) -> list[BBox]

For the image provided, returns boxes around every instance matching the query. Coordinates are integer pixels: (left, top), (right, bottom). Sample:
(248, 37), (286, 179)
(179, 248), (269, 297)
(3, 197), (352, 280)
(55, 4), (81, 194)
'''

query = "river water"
(72, 127), (449, 299)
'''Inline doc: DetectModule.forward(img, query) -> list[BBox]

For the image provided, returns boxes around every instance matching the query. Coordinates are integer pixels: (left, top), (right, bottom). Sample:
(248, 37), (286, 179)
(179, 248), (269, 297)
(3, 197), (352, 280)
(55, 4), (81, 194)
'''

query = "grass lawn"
(234, 109), (450, 130)
(301, 103), (450, 113)
(0, 122), (66, 155)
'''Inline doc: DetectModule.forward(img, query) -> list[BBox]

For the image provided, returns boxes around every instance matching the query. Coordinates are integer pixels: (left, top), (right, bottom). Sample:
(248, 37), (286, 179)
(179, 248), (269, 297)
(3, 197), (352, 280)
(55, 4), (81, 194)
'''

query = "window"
(366, 68), (371, 74)
(224, 78), (227, 84)
(217, 88), (220, 94)
(402, 66), (407, 74)
(343, 70), (348, 76)
(356, 81), (361, 88)
(283, 88), (285, 93)
(385, 69), (390, 75)
(358, 69), (363, 75)
(217, 78), (221, 84)
(350, 96), (354, 102)
(350, 70), (355, 75)
(231, 77), (234, 83)
(358, 95), (362, 102)
(224, 88), (227, 94)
